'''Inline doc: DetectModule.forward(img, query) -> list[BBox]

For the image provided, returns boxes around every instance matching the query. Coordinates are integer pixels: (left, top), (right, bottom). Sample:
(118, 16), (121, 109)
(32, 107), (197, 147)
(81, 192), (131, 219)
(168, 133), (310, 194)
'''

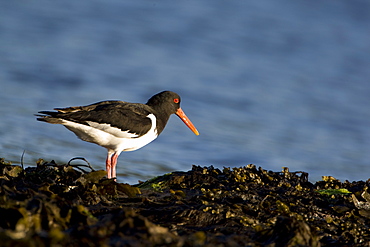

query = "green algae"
(317, 188), (352, 196)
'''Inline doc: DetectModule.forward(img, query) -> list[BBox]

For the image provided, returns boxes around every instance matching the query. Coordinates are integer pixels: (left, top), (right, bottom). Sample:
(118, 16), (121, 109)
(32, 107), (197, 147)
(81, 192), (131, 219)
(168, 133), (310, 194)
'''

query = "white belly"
(61, 114), (158, 152)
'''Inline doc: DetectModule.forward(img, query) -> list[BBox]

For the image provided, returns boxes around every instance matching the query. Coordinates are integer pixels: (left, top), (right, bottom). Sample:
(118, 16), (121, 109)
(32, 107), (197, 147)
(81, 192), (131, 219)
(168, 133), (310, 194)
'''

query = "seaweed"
(1, 158), (370, 246)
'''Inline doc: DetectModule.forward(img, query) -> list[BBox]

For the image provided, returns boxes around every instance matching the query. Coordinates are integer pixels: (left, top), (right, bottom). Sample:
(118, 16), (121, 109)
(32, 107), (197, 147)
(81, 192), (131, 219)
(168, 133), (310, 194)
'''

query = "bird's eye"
(173, 98), (179, 103)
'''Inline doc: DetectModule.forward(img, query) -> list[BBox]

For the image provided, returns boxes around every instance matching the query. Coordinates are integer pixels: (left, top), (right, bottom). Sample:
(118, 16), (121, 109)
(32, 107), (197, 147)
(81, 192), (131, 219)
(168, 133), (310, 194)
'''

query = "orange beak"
(175, 108), (200, 136)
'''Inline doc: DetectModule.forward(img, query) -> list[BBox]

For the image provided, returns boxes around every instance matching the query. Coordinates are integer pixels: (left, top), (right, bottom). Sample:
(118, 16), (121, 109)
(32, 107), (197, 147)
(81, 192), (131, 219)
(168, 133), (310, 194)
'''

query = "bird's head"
(147, 91), (199, 136)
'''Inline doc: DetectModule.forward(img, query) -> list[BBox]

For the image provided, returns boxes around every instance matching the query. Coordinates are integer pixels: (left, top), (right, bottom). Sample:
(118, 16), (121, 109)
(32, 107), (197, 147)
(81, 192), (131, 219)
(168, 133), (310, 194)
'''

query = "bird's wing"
(39, 102), (154, 138)
(54, 100), (127, 113)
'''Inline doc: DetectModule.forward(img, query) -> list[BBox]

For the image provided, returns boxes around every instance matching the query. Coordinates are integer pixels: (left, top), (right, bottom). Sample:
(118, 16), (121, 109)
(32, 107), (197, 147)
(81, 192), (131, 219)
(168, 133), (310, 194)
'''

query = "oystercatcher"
(36, 91), (199, 180)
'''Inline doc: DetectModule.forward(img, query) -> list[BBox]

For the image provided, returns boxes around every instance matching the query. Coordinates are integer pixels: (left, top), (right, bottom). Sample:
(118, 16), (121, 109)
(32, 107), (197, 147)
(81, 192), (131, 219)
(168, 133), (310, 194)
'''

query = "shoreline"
(0, 157), (369, 246)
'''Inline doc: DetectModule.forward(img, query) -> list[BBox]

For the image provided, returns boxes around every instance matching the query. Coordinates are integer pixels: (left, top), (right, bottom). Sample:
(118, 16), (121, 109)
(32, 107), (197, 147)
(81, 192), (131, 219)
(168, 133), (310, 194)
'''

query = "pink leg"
(106, 152), (113, 179)
(111, 152), (119, 181)
(106, 151), (119, 181)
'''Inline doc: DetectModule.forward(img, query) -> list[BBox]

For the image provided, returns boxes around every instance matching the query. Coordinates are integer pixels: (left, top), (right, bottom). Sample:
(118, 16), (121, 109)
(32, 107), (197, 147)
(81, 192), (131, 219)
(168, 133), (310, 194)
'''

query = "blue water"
(1, 1), (370, 184)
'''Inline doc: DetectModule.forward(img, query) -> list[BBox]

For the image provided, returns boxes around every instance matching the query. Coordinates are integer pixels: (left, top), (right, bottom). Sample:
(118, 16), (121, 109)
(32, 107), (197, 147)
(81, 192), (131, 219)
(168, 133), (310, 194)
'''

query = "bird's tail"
(35, 111), (65, 124)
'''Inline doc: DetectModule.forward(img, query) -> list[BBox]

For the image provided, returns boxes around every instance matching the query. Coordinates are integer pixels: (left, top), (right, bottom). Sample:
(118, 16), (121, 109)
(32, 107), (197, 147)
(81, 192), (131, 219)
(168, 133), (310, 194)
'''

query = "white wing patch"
(60, 114), (158, 152)
(86, 121), (139, 138)
(122, 113), (158, 151)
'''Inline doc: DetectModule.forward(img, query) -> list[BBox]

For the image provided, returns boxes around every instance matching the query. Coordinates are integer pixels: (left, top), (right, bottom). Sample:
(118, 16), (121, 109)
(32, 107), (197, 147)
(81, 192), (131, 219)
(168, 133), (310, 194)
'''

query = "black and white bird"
(36, 91), (199, 180)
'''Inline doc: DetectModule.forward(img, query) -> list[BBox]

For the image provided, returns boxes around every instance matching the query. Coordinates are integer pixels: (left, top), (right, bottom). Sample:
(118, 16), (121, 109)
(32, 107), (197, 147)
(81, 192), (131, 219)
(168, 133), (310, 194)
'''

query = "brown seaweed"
(1, 158), (370, 246)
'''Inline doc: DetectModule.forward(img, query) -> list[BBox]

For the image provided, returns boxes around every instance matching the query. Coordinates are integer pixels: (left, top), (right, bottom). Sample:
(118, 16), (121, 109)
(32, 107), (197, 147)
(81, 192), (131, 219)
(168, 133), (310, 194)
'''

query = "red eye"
(173, 98), (179, 103)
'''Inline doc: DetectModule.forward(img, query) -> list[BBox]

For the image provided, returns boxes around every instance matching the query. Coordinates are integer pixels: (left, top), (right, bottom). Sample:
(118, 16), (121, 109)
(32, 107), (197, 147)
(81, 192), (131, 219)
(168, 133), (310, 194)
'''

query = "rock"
(0, 158), (369, 246)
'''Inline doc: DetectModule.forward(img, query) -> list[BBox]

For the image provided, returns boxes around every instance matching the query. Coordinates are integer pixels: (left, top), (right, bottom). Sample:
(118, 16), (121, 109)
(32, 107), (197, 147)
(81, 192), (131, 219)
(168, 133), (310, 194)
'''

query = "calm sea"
(1, 1), (370, 184)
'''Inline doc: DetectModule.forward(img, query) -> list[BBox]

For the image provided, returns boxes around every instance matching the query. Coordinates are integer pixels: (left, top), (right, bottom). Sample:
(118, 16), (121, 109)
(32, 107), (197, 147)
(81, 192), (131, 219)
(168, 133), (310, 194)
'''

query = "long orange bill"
(175, 108), (200, 136)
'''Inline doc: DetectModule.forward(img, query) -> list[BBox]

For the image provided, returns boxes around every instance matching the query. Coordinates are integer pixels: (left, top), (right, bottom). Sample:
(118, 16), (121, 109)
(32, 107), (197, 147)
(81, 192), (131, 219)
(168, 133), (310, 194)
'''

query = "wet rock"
(258, 216), (321, 247)
(0, 158), (370, 246)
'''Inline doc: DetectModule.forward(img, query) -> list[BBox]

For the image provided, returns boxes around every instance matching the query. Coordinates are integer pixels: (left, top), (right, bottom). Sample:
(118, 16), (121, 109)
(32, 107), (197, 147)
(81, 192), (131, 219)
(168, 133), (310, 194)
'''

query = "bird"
(36, 91), (199, 180)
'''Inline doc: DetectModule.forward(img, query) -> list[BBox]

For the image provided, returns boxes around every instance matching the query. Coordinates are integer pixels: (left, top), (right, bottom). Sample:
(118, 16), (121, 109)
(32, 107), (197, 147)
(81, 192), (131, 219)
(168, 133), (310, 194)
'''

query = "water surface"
(1, 1), (370, 184)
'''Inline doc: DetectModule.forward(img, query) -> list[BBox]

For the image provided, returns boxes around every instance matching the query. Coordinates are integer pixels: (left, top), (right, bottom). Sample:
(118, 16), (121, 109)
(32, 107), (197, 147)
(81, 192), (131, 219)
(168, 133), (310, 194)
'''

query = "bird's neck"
(147, 104), (172, 135)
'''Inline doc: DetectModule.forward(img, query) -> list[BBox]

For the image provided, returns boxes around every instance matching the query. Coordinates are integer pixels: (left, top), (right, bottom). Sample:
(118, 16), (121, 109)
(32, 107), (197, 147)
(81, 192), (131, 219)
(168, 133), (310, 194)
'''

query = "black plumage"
(38, 101), (153, 137)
